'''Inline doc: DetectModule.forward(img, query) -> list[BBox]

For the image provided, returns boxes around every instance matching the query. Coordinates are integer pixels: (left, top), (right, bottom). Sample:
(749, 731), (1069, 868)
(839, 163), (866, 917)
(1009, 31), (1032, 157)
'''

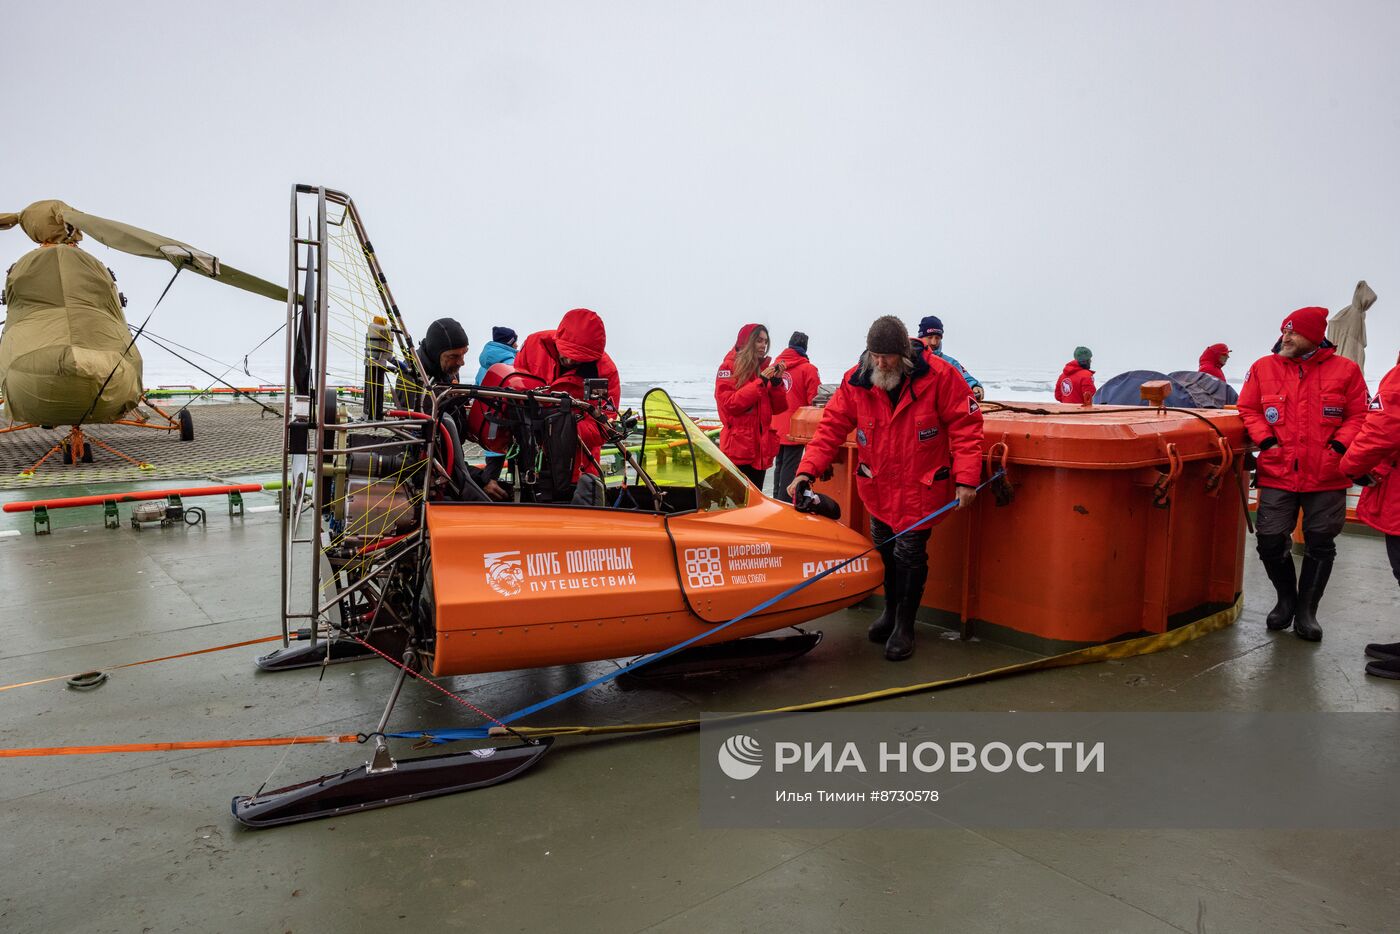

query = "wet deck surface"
(1, 485), (1397, 933)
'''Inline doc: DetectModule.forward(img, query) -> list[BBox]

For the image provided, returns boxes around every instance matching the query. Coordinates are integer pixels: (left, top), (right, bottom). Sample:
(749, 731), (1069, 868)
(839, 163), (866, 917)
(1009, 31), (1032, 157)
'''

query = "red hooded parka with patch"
(714, 324), (789, 470)
(1340, 361), (1400, 535)
(771, 345), (821, 443)
(797, 352), (984, 531)
(1238, 344), (1368, 492)
(1053, 361), (1096, 403)
(514, 308), (621, 478)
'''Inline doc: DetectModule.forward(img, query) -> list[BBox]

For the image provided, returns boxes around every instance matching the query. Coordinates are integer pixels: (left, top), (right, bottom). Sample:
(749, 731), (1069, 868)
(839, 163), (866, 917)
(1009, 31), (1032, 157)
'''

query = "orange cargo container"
(788, 402), (1248, 650)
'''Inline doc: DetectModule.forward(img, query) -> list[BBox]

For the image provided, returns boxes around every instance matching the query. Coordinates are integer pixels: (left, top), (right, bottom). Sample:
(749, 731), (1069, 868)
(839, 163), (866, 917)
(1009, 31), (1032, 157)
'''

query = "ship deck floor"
(1, 480), (1397, 933)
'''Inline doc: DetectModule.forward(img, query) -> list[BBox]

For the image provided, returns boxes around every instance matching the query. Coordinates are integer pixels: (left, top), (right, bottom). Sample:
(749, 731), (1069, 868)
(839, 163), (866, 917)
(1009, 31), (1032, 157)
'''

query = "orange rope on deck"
(0, 634), (285, 693)
(0, 735), (360, 758)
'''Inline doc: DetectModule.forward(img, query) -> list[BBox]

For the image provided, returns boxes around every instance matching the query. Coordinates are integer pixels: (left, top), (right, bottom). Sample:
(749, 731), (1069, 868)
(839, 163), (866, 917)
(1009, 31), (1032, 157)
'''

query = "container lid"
(982, 403), (1245, 469)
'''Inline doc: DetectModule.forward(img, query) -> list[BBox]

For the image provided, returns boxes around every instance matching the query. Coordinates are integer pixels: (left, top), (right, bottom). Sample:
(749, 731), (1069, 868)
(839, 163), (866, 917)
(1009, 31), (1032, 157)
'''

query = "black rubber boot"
(1262, 556), (1298, 631)
(1292, 553), (1332, 642)
(868, 559), (900, 644)
(1365, 656), (1400, 680)
(884, 566), (926, 662)
(1364, 641), (1400, 661)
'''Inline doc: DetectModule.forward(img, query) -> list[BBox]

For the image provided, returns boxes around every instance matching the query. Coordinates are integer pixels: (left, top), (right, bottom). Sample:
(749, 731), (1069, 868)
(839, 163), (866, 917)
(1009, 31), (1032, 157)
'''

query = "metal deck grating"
(0, 402), (284, 489)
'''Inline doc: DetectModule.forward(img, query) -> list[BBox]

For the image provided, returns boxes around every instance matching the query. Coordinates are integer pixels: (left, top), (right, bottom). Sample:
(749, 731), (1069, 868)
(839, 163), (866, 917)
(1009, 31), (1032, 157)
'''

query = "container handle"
(1203, 435), (1233, 496)
(1152, 442), (1182, 509)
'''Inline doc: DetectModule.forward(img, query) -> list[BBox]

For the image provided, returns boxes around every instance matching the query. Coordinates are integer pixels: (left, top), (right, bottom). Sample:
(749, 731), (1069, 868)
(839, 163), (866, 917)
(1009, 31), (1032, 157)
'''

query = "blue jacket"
(475, 340), (517, 383)
(935, 349), (980, 389)
(475, 341), (517, 460)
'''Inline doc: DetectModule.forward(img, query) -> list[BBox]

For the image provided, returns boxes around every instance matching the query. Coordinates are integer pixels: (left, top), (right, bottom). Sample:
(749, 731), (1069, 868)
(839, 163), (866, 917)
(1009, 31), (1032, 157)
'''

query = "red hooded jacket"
(1340, 361), (1400, 535)
(771, 346), (821, 443)
(1198, 344), (1229, 381)
(514, 308), (621, 478)
(1053, 361), (1096, 404)
(715, 324), (789, 470)
(1238, 345), (1368, 492)
(797, 352), (984, 531)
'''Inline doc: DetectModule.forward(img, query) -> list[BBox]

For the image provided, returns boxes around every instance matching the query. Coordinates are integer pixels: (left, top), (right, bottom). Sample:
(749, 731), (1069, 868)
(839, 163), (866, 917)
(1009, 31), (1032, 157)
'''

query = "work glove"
(791, 475), (813, 507)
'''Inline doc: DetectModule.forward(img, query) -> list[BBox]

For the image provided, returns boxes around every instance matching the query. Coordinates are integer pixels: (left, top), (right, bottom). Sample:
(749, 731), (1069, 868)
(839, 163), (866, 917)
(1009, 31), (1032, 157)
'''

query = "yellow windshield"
(641, 389), (750, 512)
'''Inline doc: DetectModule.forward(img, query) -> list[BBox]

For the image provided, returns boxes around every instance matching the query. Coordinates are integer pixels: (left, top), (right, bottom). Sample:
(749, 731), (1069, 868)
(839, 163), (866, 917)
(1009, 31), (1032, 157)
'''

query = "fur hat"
(866, 316), (911, 356)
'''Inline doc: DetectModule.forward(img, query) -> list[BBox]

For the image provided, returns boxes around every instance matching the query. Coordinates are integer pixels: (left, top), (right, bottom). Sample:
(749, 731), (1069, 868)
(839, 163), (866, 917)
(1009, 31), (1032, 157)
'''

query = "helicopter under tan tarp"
(0, 200), (285, 469)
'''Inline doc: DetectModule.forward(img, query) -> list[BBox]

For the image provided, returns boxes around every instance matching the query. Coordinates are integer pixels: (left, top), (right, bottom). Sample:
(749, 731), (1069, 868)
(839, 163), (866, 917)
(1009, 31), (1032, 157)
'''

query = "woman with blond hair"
(714, 323), (788, 491)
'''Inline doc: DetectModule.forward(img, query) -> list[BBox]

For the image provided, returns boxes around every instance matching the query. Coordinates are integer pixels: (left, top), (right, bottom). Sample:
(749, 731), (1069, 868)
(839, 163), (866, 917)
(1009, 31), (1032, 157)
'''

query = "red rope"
(347, 635), (506, 729)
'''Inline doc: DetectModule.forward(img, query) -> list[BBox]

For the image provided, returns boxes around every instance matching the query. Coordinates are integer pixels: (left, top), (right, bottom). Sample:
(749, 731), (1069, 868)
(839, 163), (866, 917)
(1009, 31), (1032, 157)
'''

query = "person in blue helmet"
(916, 315), (984, 401)
(475, 326), (518, 481)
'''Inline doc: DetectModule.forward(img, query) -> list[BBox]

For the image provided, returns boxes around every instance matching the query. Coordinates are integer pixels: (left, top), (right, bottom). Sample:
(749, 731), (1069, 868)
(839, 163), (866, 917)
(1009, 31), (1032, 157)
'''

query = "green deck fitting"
(31, 504), (49, 535)
(228, 490), (244, 517)
(103, 499), (120, 529)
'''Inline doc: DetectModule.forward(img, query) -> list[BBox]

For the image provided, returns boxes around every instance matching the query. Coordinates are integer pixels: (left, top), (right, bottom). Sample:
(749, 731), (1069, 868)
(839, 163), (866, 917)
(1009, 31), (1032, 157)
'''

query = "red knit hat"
(1280, 307), (1328, 345)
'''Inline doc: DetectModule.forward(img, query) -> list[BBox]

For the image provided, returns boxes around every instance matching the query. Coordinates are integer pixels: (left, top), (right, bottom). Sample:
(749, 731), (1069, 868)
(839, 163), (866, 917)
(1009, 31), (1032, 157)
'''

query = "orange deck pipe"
(2, 483), (264, 513)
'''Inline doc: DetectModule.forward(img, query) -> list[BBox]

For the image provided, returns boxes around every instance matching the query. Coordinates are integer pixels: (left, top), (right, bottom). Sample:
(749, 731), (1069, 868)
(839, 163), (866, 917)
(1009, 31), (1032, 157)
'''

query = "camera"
(583, 377), (610, 401)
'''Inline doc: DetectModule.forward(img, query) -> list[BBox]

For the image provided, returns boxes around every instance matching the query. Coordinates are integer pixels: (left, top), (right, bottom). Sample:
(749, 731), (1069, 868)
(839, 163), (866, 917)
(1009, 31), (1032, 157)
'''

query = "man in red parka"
(1198, 343), (1231, 381)
(788, 315), (984, 661)
(1054, 347), (1096, 404)
(514, 308), (621, 493)
(715, 323), (789, 491)
(771, 331), (822, 503)
(1340, 353), (1400, 679)
(1239, 307), (1368, 642)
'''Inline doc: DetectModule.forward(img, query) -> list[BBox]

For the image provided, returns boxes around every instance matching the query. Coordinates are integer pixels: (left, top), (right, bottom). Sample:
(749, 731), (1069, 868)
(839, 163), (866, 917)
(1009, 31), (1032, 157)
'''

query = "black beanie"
(419, 318), (469, 380)
(866, 316), (910, 356)
(788, 331), (809, 352)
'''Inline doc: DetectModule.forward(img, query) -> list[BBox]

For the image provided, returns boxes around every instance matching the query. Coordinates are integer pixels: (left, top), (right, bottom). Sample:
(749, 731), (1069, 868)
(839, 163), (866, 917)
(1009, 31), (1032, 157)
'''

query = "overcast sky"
(4, 0), (1398, 385)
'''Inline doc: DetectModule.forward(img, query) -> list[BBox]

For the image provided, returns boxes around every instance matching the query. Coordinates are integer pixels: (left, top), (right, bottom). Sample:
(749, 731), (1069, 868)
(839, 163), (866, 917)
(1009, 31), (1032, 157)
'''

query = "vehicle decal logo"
(1264, 406), (1280, 424)
(802, 556), (873, 579)
(717, 734), (764, 780)
(684, 546), (725, 588)
(484, 550), (524, 597)
(469, 748), (498, 759)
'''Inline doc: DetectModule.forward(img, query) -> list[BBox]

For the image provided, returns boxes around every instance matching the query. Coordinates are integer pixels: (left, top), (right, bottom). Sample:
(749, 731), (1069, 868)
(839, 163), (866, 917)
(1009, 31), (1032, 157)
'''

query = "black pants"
(869, 516), (932, 598)
(1255, 488), (1347, 562)
(1387, 535), (1400, 588)
(772, 444), (804, 504)
(738, 464), (766, 491)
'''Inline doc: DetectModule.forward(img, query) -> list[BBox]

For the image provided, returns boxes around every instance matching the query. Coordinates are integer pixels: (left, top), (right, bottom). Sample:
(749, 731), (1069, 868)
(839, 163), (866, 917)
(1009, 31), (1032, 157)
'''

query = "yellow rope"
(485, 597), (1243, 739)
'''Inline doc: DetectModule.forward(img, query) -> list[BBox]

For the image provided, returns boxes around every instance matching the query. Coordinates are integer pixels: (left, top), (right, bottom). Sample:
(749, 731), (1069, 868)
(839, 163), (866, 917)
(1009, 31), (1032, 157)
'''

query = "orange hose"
(0, 735), (361, 758)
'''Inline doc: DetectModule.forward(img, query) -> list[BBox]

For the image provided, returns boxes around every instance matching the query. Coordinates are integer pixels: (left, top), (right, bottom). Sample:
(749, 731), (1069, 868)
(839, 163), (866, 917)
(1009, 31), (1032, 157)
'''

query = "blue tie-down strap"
(391, 472), (1005, 743)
